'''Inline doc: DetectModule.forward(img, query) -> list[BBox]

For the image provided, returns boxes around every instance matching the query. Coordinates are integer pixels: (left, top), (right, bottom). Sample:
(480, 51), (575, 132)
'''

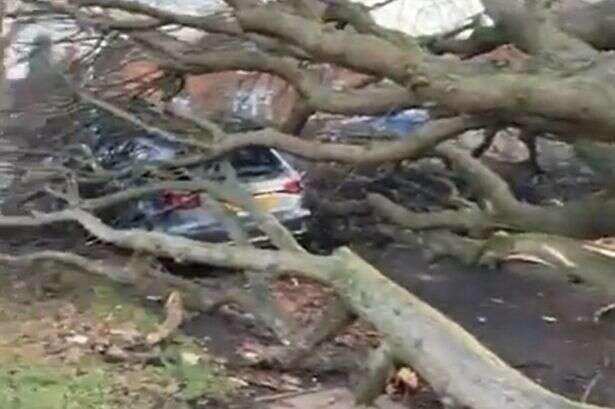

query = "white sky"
(3, 0), (484, 79)
(367, 0), (483, 36)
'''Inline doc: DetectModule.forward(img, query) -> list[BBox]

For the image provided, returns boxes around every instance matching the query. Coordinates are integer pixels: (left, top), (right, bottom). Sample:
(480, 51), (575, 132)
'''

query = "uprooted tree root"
(0, 209), (610, 409)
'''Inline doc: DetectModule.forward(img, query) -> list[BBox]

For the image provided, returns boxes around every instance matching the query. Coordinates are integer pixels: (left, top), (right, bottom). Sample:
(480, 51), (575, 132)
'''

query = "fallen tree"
(0, 209), (608, 409)
(4, 0), (615, 407)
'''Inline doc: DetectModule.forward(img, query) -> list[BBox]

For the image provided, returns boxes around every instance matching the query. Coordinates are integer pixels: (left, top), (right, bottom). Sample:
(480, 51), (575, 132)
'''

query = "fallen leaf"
(387, 367), (419, 398)
(180, 351), (201, 366)
(542, 315), (558, 323)
(242, 369), (302, 392)
(396, 368), (419, 391)
(66, 334), (89, 345)
(109, 328), (142, 344)
(503, 253), (552, 266)
(237, 339), (266, 362)
(280, 374), (302, 388)
(228, 377), (249, 388)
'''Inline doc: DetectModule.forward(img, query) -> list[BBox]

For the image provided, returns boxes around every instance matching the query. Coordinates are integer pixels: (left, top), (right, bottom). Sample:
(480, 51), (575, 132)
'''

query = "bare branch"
(213, 116), (485, 164)
(481, 0), (597, 62)
(235, 7), (420, 82)
(75, 89), (213, 148)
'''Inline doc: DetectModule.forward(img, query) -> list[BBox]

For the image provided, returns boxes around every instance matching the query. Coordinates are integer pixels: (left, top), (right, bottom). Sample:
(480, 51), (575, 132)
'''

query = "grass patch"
(0, 364), (116, 409)
(0, 271), (235, 408)
(158, 339), (234, 402)
(89, 284), (161, 332)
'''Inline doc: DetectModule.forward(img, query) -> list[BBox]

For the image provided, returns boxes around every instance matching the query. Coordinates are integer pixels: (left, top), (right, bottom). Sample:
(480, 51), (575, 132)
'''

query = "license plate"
(254, 194), (279, 211)
(221, 194), (279, 213)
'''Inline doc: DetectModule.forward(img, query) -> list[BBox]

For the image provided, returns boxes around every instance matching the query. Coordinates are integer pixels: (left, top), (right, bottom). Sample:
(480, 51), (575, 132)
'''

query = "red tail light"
(280, 178), (302, 194)
(163, 191), (201, 209)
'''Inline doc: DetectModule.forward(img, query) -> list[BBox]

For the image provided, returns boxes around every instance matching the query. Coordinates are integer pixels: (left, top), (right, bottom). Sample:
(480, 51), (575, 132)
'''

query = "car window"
(230, 147), (284, 176)
(200, 147), (285, 179)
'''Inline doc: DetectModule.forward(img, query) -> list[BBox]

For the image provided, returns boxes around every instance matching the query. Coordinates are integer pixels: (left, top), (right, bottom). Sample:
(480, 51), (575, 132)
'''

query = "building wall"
(120, 58), (371, 128)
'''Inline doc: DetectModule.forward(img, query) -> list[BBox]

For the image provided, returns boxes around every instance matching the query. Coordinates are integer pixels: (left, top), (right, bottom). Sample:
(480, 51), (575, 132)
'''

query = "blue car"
(319, 109), (430, 141)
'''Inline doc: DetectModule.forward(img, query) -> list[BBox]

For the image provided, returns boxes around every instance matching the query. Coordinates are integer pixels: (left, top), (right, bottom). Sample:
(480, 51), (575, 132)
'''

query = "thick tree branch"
(58, 115), (483, 186)
(235, 7), (421, 82)
(214, 116), (484, 164)
(481, 0), (597, 62)
(321, 0), (415, 50)
(368, 193), (493, 234)
(556, 0), (615, 51)
(29, 0), (615, 141)
(427, 26), (508, 58)
(368, 145), (615, 239)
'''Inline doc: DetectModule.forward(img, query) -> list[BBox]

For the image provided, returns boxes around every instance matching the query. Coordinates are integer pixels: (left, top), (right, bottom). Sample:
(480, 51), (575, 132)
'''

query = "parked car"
(57, 124), (311, 244)
(318, 109), (429, 142)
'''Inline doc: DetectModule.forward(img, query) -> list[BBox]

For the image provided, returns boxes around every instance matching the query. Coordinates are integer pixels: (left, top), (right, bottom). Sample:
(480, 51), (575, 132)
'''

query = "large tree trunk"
(320, 249), (604, 409)
(1, 210), (607, 409)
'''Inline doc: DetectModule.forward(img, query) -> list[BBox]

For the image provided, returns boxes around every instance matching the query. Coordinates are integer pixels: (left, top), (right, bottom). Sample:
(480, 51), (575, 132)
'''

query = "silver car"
(140, 147), (310, 243)
(75, 132), (311, 244)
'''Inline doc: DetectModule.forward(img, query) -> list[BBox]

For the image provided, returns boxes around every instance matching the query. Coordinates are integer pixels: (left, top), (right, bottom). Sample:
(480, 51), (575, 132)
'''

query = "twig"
(366, 0), (399, 11)
(593, 303), (615, 323)
(254, 387), (323, 403)
(581, 372), (602, 403)
(74, 89), (212, 150)
(146, 291), (184, 345)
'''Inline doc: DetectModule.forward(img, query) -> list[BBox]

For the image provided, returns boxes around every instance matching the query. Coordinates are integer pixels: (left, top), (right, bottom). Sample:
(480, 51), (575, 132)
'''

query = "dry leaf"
(387, 367), (419, 398)
(237, 338), (266, 362)
(396, 368), (419, 390)
(242, 369), (302, 392)
(180, 351), (201, 366)
(66, 334), (89, 345)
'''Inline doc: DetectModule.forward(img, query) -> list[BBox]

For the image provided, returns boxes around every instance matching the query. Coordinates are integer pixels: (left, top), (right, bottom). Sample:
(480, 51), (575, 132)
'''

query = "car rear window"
(229, 147), (284, 176)
(200, 147), (285, 179)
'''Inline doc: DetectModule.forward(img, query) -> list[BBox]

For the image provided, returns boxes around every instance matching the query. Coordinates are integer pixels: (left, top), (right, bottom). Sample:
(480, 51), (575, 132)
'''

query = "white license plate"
(221, 194), (279, 213)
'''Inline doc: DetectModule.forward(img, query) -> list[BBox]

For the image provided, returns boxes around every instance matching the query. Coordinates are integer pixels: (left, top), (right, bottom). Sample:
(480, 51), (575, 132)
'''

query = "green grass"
(89, 284), (161, 332)
(158, 340), (234, 402)
(0, 364), (115, 409)
(0, 274), (234, 408)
